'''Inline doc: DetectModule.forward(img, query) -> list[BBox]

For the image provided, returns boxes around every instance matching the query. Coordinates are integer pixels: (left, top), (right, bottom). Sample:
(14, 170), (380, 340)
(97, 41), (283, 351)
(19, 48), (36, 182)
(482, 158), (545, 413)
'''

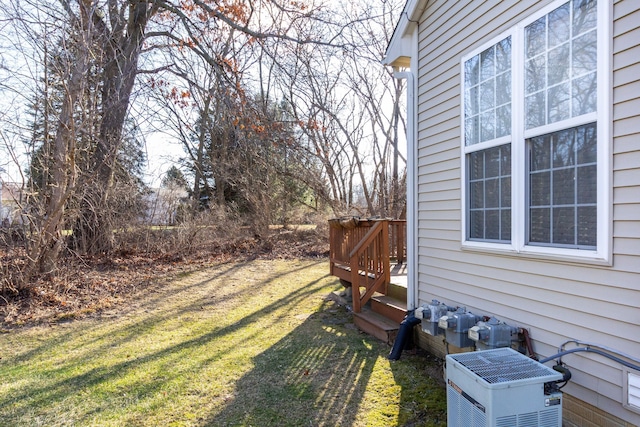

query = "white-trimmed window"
(461, 0), (609, 261)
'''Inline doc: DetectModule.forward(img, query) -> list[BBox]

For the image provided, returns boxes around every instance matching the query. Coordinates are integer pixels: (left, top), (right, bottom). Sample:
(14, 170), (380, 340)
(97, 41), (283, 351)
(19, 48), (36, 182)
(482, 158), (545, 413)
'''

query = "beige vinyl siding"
(614, 186), (640, 206)
(615, 203), (640, 222)
(614, 97), (640, 123)
(614, 150), (640, 171)
(414, 0), (640, 423)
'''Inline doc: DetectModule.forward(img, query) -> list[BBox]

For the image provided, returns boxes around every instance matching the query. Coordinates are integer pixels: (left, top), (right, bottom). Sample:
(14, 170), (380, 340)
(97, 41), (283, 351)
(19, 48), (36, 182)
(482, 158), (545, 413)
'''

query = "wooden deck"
(329, 218), (406, 310)
(389, 263), (407, 287)
(329, 218), (408, 344)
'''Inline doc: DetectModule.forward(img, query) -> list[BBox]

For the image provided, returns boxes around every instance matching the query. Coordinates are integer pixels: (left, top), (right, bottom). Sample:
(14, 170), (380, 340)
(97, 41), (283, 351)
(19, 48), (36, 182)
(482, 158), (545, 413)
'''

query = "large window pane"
(464, 37), (511, 146)
(527, 123), (597, 249)
(462, 0), (601, 253)
(468, 144), (512, 242)
(525, 0), (597, 130)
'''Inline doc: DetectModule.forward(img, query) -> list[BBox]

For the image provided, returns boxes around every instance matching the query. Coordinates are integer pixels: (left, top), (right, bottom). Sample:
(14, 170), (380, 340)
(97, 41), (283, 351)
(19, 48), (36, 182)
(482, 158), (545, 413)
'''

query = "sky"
(143, 133), (185, 188)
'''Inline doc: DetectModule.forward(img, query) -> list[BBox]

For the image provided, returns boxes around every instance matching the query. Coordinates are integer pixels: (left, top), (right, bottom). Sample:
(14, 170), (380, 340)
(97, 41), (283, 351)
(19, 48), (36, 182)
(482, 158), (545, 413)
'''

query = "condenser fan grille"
(450, 348), (560, 384)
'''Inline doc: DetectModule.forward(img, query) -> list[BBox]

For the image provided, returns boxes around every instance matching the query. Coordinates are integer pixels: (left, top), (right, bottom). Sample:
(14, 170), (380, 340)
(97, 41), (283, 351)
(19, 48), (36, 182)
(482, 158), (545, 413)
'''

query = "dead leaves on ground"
(0, 229), (328, 327)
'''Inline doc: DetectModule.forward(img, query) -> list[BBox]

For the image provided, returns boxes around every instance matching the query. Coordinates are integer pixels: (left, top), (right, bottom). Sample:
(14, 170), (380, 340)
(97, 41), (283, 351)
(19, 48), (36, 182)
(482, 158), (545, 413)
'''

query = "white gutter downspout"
(393, 68), (417, 312)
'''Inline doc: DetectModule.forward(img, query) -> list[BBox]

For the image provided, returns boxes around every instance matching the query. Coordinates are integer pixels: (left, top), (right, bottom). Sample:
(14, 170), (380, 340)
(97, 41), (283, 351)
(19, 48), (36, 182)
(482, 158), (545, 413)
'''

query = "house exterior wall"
(412, 0), (639, 424)
(0, 182), (24, 225)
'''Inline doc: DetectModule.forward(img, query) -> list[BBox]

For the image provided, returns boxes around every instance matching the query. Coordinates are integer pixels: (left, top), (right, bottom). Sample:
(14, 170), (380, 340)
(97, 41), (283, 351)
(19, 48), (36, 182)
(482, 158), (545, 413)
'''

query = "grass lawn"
(0, 259), (446, 426)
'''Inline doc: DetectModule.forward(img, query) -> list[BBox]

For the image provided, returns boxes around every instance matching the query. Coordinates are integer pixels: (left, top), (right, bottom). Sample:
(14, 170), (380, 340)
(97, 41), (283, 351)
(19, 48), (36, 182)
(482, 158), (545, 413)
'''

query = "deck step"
(371, 293), (407, 324)
(386, 282), (407, 301)
(353, 309), (399, 345)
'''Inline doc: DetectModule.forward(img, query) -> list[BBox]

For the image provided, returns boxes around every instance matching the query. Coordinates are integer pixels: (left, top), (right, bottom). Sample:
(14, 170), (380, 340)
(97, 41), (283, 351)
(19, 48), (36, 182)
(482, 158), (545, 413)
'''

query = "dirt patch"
(0, 227), (329, 328)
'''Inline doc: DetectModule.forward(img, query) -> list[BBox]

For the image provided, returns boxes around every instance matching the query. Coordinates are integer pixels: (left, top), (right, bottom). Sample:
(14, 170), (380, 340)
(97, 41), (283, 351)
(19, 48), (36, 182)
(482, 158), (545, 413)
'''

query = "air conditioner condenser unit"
(446, 347), (563, 427)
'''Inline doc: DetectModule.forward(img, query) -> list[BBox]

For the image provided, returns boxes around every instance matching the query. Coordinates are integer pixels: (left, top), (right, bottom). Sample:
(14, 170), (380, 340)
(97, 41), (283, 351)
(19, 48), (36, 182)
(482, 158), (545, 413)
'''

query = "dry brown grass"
(0, 224), (329, 327)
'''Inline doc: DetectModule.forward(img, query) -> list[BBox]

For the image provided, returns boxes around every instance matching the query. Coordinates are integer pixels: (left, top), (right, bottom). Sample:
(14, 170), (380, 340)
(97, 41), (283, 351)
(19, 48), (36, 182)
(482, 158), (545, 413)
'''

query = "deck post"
(381, 220), (390, 295)
(350, 253), (361, 313)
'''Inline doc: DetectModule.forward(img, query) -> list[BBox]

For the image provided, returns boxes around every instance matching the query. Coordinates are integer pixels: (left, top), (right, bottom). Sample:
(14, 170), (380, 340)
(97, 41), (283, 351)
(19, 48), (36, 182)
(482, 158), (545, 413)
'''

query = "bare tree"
(340, 0), (407, 218)
(268, 0), (407, 217)
(0, 0), (95, 275)
(1, 0), (347, 278)
(0, 0), (405, 287)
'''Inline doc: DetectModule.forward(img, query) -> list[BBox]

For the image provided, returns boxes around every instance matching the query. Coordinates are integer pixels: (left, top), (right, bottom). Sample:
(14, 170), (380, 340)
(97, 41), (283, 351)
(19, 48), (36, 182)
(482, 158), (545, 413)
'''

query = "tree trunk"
(31, 4), (92, 274)
(73, 1), (154, 255)
(192, 96), (212, 211)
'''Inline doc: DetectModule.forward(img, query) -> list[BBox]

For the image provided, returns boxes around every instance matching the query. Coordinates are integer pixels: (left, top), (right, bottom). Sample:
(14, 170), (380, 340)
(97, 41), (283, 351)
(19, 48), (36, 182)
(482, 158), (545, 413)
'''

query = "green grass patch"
(0, 259), (445, 426)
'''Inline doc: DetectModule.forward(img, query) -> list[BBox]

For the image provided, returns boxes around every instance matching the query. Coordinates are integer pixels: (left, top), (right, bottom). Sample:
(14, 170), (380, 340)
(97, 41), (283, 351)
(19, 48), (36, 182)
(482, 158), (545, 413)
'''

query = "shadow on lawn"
(205, 298), (375, 426)
(1, 259), (446, 426)
(1, 261), (334, 425)
(205, 298), (447, 427)
(388, 348), (448, 426)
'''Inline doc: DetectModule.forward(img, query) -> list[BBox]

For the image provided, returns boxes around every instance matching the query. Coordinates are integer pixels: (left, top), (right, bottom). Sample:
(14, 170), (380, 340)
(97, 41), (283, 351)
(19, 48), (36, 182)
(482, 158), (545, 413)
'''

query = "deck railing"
(329, 218), (406, 312)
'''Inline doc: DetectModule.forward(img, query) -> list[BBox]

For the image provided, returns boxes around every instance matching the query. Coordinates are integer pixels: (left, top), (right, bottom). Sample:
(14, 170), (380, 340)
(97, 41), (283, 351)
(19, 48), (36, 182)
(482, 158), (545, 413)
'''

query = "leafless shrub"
(0, 249), (29, 295)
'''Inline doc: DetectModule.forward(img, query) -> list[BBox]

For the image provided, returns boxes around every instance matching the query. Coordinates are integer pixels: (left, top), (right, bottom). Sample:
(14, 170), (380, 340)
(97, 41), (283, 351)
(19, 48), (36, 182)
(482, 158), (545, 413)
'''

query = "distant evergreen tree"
(162, 165), (188, 190)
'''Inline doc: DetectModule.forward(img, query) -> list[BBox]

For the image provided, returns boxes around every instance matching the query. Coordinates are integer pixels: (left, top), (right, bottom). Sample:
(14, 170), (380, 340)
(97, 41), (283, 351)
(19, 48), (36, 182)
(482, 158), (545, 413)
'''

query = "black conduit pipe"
(388, 311), (421, 361)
